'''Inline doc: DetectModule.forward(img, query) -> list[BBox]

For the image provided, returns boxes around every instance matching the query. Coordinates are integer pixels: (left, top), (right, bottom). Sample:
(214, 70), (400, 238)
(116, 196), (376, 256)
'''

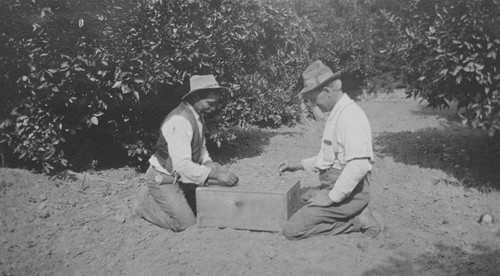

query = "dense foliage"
(383, 0), (500, 136)
(7, 0), (497, 173)
(293, 0), (375, 77)
(0, 0), (313, 172)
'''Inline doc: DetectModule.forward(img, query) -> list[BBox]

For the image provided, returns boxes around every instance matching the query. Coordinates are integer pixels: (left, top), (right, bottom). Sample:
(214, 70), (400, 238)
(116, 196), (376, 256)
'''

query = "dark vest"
(154, 101), (205, 174)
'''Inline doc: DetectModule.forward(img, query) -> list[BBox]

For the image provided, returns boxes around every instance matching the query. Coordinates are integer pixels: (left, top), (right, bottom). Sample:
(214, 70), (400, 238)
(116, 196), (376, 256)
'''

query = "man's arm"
(279, 154), (324, 175)
(328, 105), (373, 203)
(328, 158), (372, 203)
(163, 116), (211, 185)
(207, 169), (238, 186)
(200, 129), (238, 186)
(306, 158), (371, 207)
(278, 160), (304, 175)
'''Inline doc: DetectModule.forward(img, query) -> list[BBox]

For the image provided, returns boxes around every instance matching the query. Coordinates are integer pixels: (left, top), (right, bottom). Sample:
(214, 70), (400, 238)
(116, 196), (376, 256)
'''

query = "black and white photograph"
(1, 0), (499, 275)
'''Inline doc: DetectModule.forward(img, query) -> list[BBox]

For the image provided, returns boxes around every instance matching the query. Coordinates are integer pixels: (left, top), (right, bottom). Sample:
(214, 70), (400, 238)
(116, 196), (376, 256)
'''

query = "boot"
(358, 206), (384, 238)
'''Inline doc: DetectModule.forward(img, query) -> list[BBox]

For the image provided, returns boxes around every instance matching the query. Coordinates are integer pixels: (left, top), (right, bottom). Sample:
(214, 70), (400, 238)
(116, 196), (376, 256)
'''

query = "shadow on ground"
(363, 241), (500, 276)
(375, 103), (499, 191)
(208, 127), (302, 165)
(375, 125), (500, 191)
(410, 102), (460, 122)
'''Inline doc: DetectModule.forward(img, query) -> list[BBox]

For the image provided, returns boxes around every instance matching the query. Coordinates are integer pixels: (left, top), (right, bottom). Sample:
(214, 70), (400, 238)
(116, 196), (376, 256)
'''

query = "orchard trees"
(0, 0), (311, 172)
(384, 0), (500, 136)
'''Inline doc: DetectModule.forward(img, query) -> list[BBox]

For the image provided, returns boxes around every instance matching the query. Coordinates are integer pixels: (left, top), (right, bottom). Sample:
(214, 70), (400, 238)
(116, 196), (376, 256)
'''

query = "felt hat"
(182, 75), (231, 100)
(299, 60), (342, 96)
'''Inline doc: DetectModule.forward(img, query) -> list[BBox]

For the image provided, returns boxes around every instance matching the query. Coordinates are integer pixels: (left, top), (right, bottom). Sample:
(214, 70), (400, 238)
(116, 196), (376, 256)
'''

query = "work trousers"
(282, 168), (370, 240)
(133, 166), (197, 232)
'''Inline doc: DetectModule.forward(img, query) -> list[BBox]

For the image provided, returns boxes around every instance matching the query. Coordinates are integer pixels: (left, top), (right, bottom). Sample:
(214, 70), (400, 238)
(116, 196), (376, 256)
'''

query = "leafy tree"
(291, 0), (376, 77)
(0, 0), (311, 172)
(384, 0), (500, 136)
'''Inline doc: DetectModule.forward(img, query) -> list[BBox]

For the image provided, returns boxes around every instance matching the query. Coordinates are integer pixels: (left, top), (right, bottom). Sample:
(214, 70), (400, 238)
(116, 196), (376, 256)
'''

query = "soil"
(1, 90), (500, 276)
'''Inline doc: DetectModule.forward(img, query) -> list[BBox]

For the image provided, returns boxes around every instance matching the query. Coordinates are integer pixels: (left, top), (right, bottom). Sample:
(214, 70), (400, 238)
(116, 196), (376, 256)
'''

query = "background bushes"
(382, 0), (500, 137)
(294, 0), (375, 76)
(3, 0), (496, 173)
(0, 0), (314, 172)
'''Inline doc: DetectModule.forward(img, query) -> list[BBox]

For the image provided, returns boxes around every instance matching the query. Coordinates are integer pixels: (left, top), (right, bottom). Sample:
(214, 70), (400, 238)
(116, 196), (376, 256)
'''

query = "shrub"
(292, 0), (376, 77)
(384, 0), (500, 136)
(0, 0), (311, 172)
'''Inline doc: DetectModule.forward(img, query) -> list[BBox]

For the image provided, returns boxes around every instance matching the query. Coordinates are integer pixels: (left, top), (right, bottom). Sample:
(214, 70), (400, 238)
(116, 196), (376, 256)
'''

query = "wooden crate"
(196, 177), (301, 232)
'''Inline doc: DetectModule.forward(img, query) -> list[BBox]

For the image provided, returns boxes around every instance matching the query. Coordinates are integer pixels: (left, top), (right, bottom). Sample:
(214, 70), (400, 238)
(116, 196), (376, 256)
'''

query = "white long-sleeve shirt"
(301, 94), (374, 203)
(148, 103), (212, 185)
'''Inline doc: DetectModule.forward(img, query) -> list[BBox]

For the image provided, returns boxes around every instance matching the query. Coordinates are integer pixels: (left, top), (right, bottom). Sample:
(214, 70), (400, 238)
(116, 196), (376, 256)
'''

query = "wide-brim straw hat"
(182, 75), (231, 100)
(299, 60), (342, 96)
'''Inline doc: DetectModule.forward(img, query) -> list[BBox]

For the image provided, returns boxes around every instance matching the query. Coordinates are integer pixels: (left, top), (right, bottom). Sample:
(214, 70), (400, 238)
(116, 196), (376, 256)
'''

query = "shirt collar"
(328, 94), (352, 119)
(184, 102), (201, 121)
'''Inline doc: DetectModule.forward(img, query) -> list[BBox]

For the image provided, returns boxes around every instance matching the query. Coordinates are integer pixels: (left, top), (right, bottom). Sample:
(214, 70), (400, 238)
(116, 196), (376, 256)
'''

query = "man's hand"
(278, 160), (303, 176)
(213, 171), (239, 186)
(278, 160), (289, 176)
(307, 189), (334, 207)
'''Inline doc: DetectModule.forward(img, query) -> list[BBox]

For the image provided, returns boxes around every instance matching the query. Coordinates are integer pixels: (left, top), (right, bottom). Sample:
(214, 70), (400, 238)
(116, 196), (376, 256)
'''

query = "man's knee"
(282, 222), (303, 240)
(282, 229), (297, 240)
(171, 215), (196, 232)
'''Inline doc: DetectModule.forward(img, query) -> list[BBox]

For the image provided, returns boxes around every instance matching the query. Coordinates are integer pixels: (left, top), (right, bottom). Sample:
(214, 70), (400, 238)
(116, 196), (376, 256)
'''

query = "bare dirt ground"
(1, 90), (500, 276)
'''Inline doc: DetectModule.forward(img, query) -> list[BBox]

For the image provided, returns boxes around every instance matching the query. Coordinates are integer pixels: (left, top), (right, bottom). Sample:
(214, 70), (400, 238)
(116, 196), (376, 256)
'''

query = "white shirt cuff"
(328, 188), (346, 203)
(301, 157), (317, 171)
(148, 155), (171, 175)
(199, 167), (212, 185)
(327, 159), (372, 203)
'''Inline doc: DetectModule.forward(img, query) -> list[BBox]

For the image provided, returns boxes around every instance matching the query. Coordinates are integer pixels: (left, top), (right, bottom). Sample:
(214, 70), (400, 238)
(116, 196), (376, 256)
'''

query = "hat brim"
(182, 86), (232, 100)
(298, 70), (342, 97)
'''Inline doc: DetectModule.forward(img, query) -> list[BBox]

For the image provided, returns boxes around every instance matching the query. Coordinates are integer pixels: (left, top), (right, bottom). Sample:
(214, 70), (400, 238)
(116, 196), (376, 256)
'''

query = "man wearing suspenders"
(278, 60), (383, 240)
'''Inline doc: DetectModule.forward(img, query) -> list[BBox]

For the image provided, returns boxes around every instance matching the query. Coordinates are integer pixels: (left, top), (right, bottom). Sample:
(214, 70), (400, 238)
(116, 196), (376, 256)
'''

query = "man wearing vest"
(133, 75), (239, 232)
(278, 60), (383, 240)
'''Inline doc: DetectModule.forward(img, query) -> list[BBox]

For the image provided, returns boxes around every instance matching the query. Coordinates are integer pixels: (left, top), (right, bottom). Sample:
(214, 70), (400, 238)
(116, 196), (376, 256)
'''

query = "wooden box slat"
(196, 178), (301, 232)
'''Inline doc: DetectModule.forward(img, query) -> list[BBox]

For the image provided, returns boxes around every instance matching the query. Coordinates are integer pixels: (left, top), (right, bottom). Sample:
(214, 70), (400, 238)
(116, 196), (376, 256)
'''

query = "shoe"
(132, 187), (147, 218)
(359, 207), (384, 238)
(132, 199), (143, 218)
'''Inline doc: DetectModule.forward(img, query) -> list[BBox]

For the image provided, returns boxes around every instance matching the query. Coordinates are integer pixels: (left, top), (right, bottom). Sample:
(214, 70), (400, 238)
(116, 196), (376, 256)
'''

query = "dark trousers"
(282, 169), (370, 240)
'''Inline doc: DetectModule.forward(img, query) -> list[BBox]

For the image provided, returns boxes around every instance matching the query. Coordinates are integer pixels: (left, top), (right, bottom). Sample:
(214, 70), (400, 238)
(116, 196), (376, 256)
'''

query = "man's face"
(197, 92), (221, 115)
(306, 87), (330, 112)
